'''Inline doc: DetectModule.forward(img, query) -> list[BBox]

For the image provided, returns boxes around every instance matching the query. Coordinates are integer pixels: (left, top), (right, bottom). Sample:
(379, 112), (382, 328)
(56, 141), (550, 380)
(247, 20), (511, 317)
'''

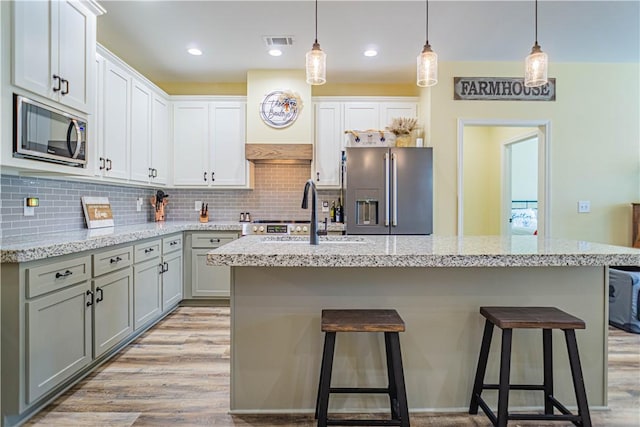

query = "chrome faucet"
(301, 179), (319, 245)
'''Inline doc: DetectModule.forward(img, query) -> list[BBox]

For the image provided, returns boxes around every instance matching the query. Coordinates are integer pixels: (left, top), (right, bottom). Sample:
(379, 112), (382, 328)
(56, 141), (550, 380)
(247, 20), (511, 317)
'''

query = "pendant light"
(417, 0), (438, 87)
(305, 0), (326, 85)
(524, 0), (548, 87)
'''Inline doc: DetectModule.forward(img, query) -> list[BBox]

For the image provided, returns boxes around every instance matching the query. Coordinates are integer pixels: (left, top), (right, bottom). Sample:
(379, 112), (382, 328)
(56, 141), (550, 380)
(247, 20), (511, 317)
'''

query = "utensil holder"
(199, 214), (209, 223)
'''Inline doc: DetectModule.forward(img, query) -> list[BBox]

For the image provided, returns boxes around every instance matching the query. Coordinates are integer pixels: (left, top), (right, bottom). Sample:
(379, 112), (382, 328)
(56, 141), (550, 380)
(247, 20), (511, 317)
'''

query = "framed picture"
(81, 196), (114, 229)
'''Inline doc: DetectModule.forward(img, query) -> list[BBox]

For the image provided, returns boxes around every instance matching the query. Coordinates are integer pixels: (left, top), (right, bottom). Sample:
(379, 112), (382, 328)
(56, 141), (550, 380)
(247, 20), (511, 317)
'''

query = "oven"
(241, 220), (311, 236)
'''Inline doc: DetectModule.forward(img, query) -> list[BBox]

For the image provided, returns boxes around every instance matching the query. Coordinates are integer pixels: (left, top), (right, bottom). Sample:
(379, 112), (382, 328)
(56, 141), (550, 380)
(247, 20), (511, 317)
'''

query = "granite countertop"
(207, 235), (640, 268)
(1, 221), (243, 263)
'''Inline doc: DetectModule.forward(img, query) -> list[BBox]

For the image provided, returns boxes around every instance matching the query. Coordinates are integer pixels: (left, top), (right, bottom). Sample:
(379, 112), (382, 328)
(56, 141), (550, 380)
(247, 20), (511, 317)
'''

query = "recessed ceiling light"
(187, 48), (202, 56)
(269, 49), (283, 57)
(364, 49), (378, 57)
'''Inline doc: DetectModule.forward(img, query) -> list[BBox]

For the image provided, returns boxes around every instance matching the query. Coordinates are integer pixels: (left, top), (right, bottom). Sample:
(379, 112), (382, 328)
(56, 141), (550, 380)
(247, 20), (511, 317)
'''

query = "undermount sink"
(260, 235), (367, 244)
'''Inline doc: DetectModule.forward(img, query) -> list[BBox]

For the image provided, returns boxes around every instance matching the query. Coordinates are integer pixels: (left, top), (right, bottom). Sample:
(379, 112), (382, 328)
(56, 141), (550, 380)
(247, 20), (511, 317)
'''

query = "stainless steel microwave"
(14, 95), (87, 168)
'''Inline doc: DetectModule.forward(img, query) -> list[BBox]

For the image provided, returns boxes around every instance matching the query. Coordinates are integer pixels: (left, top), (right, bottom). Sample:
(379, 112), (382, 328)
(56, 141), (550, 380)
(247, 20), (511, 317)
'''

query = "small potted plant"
(386, 117), (418, 147)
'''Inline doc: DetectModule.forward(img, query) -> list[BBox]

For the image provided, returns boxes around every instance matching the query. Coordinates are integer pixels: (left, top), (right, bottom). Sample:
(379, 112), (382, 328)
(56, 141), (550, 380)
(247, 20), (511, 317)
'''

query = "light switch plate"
(322, 200), (329, 213)
(23, 198), (35, 216)
(578, 200), (591, 213)
(195, 201), (202, 211)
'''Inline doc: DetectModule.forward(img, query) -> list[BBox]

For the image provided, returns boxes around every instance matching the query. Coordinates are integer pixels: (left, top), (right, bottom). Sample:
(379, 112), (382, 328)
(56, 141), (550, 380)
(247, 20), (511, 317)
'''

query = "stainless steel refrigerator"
(345, 147), (433, 235)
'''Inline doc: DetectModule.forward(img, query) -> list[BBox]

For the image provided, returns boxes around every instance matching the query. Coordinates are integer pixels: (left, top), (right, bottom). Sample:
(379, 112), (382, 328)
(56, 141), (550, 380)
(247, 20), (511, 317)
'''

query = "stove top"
(242, 220), (310, 235)
(251, 220), (309, 224)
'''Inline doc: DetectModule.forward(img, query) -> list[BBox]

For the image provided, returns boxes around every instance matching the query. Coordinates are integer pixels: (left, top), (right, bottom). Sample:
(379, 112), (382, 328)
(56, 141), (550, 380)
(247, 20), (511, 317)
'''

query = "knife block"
(150, 197), (168, 222)
(199, 213), (209, 223)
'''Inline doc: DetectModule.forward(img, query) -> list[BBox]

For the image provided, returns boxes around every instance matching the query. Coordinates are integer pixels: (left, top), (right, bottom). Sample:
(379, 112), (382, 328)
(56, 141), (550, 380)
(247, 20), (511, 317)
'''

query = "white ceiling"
(96, 1), (640, 85)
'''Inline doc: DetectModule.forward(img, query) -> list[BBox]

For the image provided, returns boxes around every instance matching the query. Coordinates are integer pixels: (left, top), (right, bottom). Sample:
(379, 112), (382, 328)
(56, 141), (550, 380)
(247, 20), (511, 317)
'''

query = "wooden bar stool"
(315, 309), (410, 427)
(469, 306), (592, 427)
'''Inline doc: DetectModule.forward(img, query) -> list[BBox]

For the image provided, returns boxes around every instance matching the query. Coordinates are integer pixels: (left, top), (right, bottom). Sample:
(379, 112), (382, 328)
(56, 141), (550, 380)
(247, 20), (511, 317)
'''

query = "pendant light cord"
(534, 0), (538, 44)
(315, 0), (318, 44)
(425, 0), (429, 44)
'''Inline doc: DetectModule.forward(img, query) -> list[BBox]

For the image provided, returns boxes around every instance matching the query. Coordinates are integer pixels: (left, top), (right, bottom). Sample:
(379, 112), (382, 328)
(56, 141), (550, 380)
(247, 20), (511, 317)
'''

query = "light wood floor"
(26, 307), (640, 426)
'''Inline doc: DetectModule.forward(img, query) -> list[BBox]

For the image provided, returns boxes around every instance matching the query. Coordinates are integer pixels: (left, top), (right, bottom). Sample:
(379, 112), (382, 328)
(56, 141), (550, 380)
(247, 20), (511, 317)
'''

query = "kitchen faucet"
(301, 179), (320, 245)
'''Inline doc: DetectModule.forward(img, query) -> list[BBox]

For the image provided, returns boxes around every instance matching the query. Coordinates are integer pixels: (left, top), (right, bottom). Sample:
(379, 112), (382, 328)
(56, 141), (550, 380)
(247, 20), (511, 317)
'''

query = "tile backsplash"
(0, 164), (341, 238)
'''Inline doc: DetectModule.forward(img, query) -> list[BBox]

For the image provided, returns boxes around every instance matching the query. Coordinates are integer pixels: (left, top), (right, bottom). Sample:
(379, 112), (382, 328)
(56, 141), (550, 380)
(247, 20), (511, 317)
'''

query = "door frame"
(457, 118), (551, 237)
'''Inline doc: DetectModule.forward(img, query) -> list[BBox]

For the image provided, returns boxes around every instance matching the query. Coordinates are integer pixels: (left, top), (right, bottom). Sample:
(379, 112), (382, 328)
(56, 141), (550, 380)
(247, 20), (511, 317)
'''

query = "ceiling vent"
(263, 36), (294, 47)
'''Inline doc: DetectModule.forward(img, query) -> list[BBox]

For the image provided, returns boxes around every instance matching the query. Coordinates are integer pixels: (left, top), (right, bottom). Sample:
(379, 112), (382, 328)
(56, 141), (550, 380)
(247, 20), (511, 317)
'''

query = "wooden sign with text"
(454, 77), (556, 101)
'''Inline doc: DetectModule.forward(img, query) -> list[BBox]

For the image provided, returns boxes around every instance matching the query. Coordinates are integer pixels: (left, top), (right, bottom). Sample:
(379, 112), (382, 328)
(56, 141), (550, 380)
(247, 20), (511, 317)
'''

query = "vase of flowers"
(386, 117), (418, 147)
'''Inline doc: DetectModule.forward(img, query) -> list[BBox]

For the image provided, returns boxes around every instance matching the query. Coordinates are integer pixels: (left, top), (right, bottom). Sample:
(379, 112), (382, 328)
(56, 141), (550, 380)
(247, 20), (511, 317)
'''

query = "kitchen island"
(207, 235), (640, 414)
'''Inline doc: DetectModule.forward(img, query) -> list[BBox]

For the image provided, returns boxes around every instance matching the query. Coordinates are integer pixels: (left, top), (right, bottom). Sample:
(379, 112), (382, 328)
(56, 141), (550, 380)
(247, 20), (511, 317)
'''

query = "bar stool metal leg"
(469, 320), (494, 415)
(387, 332), (410, 427)
(384, 332), (399, 419)
(496, 328), (513, 427)
(565, 329), (592, 427)
(317, 331), (337, 427)
(543, 328), (554, 415)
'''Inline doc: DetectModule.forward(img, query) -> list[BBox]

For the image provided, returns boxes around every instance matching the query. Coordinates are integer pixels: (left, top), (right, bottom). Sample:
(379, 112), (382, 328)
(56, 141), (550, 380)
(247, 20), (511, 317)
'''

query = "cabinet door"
(379, 102), (418, 129)
(26, 282), (92, 404)
(191, 248), (230, 297)
(151, 94), (170, 185)
(344, 102), (380, 132)
(13, 0), (53, 100)
(103, 60), (130, 180)
(162, 251), (183, 311)
(92, 53), (105, 177)
(93, 267), (134, 358)
(314, 102), (343, 188)
(133, 258), (162, 330)
(57, 0), (94, 112)
(130, 80), (152, 183)
(210, 102), (247, 186)
(173, 103), (209, 186)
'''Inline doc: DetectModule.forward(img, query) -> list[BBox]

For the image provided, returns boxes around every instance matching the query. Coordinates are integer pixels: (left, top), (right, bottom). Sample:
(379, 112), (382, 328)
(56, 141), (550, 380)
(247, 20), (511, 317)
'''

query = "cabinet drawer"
(191, 233), (237, 249)
(26, 255), (91, 298)
(162, 234), (183, 255)
(93, 246), (133, 277)
(134, 239), (161, 263)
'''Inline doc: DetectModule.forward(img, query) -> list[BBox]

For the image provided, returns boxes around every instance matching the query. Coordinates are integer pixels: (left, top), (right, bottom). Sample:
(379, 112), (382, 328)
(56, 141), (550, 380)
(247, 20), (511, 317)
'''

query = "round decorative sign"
(259, 90), (302, 129)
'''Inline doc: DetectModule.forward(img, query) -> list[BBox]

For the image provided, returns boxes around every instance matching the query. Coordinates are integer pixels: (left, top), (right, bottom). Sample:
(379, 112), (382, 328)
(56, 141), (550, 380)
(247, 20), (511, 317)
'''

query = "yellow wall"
(246, 69), (312, 144)
(429, 61), (640, 245)
(156, 82), (246, 95)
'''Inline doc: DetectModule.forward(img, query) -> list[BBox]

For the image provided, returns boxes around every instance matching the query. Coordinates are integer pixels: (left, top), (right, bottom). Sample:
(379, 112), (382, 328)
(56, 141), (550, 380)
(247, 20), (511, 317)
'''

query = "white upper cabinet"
(129, 80), (152, 183)
(209, 102), (247, 187)
(313, 102), (343, 188)
(379, 102), (418, 129)
(100, 59), (130, 180)
(343, 102), (380, 132)
(173, 99), (248, 188)
(13, 0), (99, 113)
(151, 95), (170, 185)
(172, 102), (209, 186)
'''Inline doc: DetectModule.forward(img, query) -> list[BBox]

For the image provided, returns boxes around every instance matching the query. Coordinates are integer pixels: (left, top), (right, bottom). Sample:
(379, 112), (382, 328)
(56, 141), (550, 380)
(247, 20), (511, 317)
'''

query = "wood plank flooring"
(26, 307), (640, 426)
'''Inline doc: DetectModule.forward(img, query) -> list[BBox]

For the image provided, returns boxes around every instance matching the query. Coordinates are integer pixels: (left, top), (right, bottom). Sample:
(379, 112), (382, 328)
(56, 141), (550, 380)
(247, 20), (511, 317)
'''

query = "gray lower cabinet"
(161, 234), (183, 312)
(133, 244), (162, 330)
(186, 231), (238, 298)
(92, 267), (134, 358)
(26, 281), (92, 405)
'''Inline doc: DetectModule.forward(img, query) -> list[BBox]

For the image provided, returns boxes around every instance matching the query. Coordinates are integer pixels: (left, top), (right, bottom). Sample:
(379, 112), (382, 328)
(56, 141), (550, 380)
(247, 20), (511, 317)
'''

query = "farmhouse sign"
(454, 77), (556, 101)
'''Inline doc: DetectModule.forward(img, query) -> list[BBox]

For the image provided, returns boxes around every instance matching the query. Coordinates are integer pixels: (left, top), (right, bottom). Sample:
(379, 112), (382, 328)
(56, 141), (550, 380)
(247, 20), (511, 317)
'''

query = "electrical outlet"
(322, 200), (329, 213)
(136, 198), (143, 212)
(195, 201), (202, 211)
(578, 200), (591, 213)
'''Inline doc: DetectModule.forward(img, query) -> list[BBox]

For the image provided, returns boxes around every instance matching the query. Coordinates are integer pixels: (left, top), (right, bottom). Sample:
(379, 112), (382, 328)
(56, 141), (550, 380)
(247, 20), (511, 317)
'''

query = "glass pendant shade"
(306, 42), (326, 85)
(417, 44), (438, 87)
(524, 42), (548, 87)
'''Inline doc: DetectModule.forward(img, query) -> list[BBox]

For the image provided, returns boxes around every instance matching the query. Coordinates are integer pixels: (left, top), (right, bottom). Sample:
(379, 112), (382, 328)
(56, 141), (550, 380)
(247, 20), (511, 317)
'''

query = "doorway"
(457, 119), (550, 237)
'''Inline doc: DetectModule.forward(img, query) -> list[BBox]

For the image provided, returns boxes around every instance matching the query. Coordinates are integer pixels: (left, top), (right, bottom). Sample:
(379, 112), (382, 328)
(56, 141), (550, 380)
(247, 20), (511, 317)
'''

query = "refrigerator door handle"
(392, 152), (398, 227)
(384, 152), (390, 226)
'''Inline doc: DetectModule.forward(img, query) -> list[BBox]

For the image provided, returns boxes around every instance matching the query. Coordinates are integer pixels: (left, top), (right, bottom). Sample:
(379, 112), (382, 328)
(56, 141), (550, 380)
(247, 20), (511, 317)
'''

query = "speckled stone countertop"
(207, 235), (640, 268)
(0, 221), (347, 263)
(0, 222), (244, 263)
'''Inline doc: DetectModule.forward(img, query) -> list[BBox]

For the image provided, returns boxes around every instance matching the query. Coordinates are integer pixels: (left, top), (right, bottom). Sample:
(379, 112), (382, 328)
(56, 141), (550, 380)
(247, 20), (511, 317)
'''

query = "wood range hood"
(245, 143), (313, 164)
